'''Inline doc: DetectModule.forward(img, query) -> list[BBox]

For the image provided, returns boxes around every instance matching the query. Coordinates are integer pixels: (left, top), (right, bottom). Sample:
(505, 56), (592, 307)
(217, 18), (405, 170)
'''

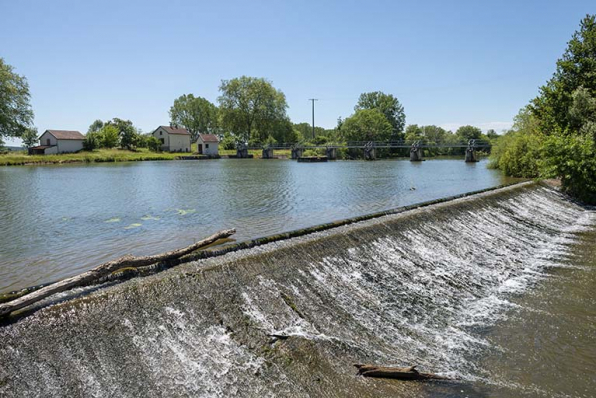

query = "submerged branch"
(0, 229), (236, 318)
(354, 364), (451, 381)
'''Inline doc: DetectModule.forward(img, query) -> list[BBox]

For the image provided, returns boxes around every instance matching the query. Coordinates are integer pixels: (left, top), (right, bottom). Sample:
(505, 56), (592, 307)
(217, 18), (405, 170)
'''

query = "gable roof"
(198, 134), (219, 143)
(158, 125), (191, 135)
(44, 130), (85, 140)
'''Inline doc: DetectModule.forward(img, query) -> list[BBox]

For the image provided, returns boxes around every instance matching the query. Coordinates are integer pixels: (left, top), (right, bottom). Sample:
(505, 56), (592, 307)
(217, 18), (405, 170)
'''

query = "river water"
(1, 182), (594, 397)
(0, 158), (513, 293)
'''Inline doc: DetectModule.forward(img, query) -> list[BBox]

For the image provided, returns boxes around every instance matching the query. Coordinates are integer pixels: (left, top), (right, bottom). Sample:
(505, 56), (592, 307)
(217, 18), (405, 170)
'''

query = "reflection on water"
(0, 159), (512, 293)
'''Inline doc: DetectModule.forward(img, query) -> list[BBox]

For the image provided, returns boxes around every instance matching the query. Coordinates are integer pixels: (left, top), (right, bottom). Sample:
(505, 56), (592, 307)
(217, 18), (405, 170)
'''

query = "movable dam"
(1, 182), (595, 397)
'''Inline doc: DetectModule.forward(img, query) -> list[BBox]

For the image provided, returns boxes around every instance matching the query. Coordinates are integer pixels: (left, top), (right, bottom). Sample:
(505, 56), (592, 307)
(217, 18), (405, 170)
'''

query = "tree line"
(1, 58), (494, 156)
(489, 14), (596, 204)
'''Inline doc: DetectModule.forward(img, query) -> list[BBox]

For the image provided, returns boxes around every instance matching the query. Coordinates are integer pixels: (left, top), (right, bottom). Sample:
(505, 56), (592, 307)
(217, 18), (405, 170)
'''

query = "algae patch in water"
(141, 215), (160, 221)
(105, 218), (121, 223)
(124, 223), (142, 230)
(177, 209), (196, 216)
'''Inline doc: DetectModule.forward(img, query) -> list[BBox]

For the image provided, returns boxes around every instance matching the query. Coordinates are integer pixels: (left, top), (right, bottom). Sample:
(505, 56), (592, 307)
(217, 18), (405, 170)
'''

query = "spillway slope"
(1, 182), (594, 397)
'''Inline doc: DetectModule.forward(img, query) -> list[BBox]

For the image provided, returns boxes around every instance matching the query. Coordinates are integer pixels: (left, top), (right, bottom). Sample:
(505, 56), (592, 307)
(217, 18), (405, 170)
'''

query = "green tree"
(21, 127), (39, 148)
(355, 91), (406, 137)
(531, 15), (596, 133)
(456, 125), (482, 141)
(404, 124), (423, 141)
(486, 129), (499, 140)
(341, 109), (393, 142)
(146, 136), (162, 152)
(220, 132), (237, 150)
(218, 76), (289, 143)
(170, 94), (219, 142)
(87, 119), (104, 134)
(99, 124), (119, 148)
(83, 132), (101, 150)
(107, 118), (139, 150)
(0, 58), (34, 140)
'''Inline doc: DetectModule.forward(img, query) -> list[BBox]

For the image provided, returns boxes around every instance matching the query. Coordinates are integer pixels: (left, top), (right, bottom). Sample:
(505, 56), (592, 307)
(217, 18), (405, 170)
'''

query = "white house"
(197, 134), (219, 156)
(29, 130), (85, 155)
(152, 125), (191, 152)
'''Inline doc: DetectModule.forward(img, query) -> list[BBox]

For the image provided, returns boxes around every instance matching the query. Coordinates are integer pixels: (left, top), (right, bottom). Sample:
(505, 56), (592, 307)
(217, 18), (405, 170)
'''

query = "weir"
(0, 183), (594, 397)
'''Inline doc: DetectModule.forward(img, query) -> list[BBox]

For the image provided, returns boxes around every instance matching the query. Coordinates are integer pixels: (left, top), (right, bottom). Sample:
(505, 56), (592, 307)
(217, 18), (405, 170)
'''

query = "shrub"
(146, 136), (162, 152)
(541, 134), (596, 204)
(220, 133), (236, 150)
(83, 132), (101, 150)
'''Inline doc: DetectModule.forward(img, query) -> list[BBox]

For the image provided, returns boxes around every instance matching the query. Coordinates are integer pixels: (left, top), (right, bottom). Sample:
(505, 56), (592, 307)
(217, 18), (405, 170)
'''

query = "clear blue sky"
(1, 0), (594, 145)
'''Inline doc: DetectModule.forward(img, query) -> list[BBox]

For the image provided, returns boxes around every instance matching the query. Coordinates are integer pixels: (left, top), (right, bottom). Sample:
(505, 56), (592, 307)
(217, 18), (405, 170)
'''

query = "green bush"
(489, 131), (543, 178)
(83, 132), (101, 150)
(302, 149), (321, 157)
(541, 134), (596, 204)
(220, 133), (236, 150)
(146, 136), (162, 152)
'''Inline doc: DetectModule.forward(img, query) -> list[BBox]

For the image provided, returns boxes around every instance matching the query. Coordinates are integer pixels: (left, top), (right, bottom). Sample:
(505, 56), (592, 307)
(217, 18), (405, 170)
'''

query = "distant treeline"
(1, 57), (496, 158)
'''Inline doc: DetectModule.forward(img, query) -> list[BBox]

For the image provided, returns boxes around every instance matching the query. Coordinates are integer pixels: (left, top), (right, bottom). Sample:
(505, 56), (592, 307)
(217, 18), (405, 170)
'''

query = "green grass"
(0, 148), (184, 166)
(0, 146), (295, 166)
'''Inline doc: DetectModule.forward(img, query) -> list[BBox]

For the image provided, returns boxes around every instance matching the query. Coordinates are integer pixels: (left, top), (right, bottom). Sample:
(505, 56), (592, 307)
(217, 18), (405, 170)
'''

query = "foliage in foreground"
(491, 14), (596, 204)
(0, 58), (34, 140)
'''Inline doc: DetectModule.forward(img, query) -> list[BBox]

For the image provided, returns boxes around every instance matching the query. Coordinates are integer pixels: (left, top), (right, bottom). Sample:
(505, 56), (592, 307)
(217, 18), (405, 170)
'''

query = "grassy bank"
(0, 148), (184, 166)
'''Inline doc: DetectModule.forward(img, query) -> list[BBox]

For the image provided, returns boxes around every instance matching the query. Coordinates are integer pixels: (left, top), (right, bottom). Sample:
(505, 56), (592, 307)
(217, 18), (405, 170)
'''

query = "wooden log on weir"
(0, 229), (236, 318)
(354, 364), (451, 381)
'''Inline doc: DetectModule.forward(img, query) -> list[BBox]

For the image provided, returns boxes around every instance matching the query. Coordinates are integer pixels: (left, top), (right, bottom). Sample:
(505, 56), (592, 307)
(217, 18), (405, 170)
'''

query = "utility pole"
(309, 98), (318, 139)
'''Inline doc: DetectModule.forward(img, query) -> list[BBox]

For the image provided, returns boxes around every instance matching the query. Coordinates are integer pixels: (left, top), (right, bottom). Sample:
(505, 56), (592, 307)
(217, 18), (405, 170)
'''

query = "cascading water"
(0, 183), (594, 397)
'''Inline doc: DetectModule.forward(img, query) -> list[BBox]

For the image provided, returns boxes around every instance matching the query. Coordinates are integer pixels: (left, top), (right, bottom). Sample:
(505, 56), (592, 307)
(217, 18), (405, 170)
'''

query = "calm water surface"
(0, 158), (512, 293)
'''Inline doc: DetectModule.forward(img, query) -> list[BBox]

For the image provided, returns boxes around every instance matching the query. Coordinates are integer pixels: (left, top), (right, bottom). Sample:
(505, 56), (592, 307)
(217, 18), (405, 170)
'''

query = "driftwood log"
(0, 229), (236, 318)
(354, 364), (450, 381)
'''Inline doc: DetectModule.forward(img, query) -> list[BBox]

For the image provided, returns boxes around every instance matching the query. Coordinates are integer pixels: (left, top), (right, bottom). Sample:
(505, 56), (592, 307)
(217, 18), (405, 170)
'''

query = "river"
(0, 158), (513, 293)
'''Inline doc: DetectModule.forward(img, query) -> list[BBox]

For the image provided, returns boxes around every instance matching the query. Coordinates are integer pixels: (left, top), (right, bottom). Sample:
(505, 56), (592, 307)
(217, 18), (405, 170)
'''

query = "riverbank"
(0, 148), (185, 166)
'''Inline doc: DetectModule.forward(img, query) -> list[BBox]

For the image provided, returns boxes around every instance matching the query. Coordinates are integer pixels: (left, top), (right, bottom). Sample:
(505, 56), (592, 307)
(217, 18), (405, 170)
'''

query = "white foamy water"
(1, 184), (594, 397)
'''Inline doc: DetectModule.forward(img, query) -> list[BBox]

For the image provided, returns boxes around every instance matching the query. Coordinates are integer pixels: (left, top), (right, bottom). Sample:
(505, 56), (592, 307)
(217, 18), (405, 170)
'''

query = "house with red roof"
(29, 130), (85, 155)
(152, 125), (191, 152)
(197, 133), (220, 156)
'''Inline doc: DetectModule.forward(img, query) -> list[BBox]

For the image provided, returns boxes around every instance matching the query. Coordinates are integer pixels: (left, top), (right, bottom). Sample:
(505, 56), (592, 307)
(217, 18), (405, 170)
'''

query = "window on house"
(206, 144), (209, 148)
(160, 131), (162, 135)
(47, 138), (51, 146)
(160, 138), (164, 144)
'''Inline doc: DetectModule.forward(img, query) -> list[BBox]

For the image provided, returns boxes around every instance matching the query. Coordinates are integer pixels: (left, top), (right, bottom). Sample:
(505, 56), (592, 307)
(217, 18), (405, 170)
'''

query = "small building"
(29, 130), (85, 155)
(152, 125), (191, 152)
(197, 134), (219, 156)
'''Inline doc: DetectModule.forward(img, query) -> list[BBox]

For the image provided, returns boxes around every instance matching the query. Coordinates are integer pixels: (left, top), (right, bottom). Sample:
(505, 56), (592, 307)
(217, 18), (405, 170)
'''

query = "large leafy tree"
(456, 125), (482, 141)
(0, 58), (34, 140)
(105, 118), (139, 150)
(341, 109), (392, 142)
(98, 124), (119, 148)
(355, 91), (405, 137)
(218, 76), (288, 143)
(87, 119), (104, 134)
(531, 15), (596, 133)
(169, 94), (218, 142)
